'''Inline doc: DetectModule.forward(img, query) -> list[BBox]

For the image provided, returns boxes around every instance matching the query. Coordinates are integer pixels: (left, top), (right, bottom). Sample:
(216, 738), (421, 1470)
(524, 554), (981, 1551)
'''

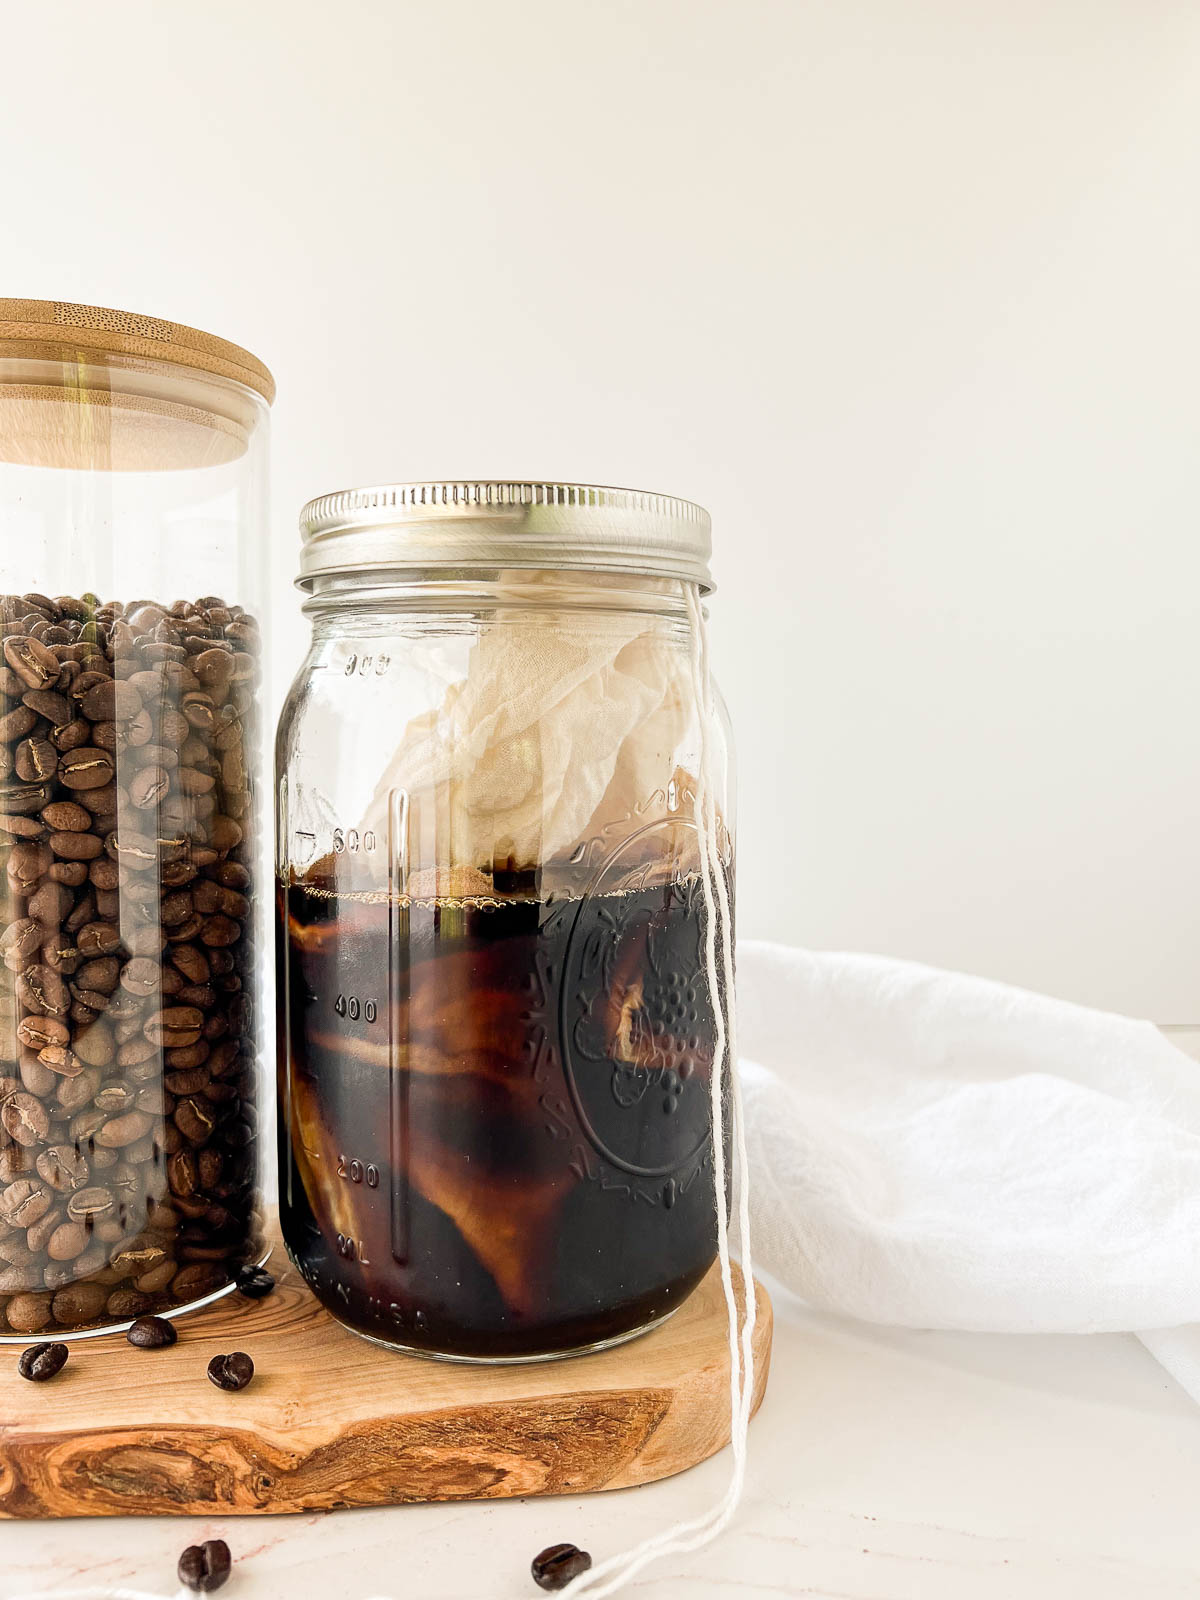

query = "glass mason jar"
(0, 300), (272, 1338)
(277, 481), (734, 1361)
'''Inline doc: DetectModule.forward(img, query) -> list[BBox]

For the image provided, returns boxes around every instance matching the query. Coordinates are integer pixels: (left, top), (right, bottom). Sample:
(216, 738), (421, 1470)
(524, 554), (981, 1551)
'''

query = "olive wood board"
(0, 1220), (772, 1518)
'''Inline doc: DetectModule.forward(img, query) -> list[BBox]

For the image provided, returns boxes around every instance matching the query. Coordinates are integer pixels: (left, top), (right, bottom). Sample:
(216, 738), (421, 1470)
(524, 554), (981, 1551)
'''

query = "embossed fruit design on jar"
(276, 482), (733, 1360)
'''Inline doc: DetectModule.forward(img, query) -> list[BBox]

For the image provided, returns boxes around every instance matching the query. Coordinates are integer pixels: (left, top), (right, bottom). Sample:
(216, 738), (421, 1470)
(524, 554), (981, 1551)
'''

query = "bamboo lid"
(0, 300), (274, 403)
(0, 300), (273, 470)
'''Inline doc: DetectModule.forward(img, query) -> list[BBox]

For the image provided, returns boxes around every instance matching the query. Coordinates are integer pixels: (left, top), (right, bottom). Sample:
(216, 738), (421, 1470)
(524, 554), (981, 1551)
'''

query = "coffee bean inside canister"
(0, 593), (261, 1333)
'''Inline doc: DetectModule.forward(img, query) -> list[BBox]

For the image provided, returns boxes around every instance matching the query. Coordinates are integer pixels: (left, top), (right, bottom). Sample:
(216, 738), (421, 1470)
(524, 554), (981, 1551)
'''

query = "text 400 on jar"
(334, 994), (377, 1023)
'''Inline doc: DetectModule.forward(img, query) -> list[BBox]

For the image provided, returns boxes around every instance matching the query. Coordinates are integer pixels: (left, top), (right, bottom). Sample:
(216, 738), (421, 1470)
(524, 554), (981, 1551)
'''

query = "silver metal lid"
(296, 480), (713, 591)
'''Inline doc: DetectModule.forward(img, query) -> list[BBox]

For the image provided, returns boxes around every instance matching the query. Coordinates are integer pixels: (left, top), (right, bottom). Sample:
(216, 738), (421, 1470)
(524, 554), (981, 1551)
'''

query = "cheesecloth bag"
(358, 577), (701, 891)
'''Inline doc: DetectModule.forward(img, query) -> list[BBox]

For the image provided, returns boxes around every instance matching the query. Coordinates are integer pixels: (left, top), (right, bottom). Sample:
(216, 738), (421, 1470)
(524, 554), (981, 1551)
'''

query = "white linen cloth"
(737, 941), (1200, 1398)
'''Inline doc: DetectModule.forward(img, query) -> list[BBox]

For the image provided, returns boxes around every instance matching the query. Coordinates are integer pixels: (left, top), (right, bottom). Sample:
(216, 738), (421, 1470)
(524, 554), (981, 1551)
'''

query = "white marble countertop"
(3, 1278), (1200, 1600)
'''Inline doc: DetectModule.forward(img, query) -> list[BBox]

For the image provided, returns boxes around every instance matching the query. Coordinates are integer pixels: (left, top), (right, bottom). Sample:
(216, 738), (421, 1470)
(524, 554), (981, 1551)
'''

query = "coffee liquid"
(278, 869), (726, 1359)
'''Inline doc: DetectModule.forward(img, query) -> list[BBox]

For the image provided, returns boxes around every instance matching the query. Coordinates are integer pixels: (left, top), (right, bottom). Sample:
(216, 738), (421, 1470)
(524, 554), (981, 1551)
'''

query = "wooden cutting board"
(0, 1222), (772, 1518)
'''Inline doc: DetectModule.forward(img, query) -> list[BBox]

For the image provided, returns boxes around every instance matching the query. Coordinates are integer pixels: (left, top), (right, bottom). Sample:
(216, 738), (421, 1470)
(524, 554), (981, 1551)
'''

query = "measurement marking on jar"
(334, 993), (377, 1023)
(336, 1154), (381, 1187)
(332, 827), (376, 853)
(336, 1232), (370, 1263)
(344, 653), (391, 677)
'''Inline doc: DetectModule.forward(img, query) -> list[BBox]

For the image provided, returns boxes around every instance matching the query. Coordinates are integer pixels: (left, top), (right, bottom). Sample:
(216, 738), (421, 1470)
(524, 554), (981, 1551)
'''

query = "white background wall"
(3, 0), (1198, 1018)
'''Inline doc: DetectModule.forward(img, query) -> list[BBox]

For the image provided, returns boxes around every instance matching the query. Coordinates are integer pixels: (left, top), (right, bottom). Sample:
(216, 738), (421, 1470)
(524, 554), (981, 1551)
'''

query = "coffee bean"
(4, 635), (59, 689)
(37, 1044), (82, 1077)
(531, 1545), (593, 1591)
(72, 1021), (115, 1067)
(41, 799), (92, 832)
(118, 1038), (158, 1069)
(27, 879), (75, 926)
(8, 841), (52, 889)
(2, 919), (45, 972)
(0, 811), (45, 838)
(15, 736), (57, 782)
(17, 1340), (68, 1381)
(207, 1350), (253, 1391)
(127, 1312), (178, 1348)
(167, 1150), (198, 1197)
(48, 860), (89, 887)
(76, 921), (121, 957)
(5, 1292), (52, 1332)
(64, 894), (96, 935)
(234, 1264), (274, 1299)
(174, 1097), (217, 1144)
(18, 1057), (57, 1097)
(171, 1261), (226, 1299)
(79, 677), (142, 722)
(93, 1082), (135, 1114)
(16, 965), (70, 1018)
(55, 1068), (102, 1112)
(1, 1092), (50, 1146)
(106, 1287), (151, 1318)
(65, 1186), (115, 1222)
(52, 1280), (109, 1324)
(0, 705), (37, 741)
(135, 1260), (177, 1294)
(17, 1016), (69, 1051)
(126, 707), (155, 746)
(57, 747), (115, 790)
(128, 764), (171, 808)
(199, 915), (241, 948)
(94, 1110), (153, 1148)
(0, 1179), (53, 1227)
(165, 1067), (209, 1095)
(23, 690), (70, 726)
(168, 1040), (210, 1071)
(36, 1145), (88, 1192)
(197, 1147), (223, 1188)
(76, 956), (119, 994)
(119, 956), (161, 996)
(78, 783), (117, 821)
(146, 1006), (204, 1048)
(50, 717), (90, 752)
(107, 830), (158, 870)
(178, 1539), (232, 1594)
(49, 829), (103, 860)
(112, 1243), (166, 1278)
(25, 1206), (64, 1254)
(46, 1221), (89, 1261)
(193, 881), (249, 919)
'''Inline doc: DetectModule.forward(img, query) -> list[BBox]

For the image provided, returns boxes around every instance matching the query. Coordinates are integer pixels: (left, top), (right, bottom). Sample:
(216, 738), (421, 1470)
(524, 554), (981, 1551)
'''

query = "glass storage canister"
(277, 481), (734, 1361)
(0, 300), (272, 1338)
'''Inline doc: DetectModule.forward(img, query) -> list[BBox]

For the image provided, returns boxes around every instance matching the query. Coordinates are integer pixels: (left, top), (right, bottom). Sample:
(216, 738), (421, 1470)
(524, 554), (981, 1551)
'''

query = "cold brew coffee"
(278, 863), (726, 1360)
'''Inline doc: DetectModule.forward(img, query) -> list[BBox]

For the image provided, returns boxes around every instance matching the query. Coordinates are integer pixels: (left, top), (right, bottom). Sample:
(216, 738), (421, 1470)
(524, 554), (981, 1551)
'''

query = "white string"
(560, 582), (755, 1597)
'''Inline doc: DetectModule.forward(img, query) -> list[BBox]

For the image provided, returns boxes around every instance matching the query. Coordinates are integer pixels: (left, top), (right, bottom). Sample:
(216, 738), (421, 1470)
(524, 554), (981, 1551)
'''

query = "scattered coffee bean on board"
(126, 1314), (178, 1349)
(178, 1537), (232, 1593)
(207, 1350), (254, 1390)
(16, 1340), (68, 1381)
(234, 1263), (274, 1299)
(531, 1543), (593, 1591)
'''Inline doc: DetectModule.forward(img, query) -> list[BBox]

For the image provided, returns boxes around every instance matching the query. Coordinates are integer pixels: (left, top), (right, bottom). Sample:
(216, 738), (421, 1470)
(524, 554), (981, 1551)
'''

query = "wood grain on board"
(0, 1221), (772, 1518)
